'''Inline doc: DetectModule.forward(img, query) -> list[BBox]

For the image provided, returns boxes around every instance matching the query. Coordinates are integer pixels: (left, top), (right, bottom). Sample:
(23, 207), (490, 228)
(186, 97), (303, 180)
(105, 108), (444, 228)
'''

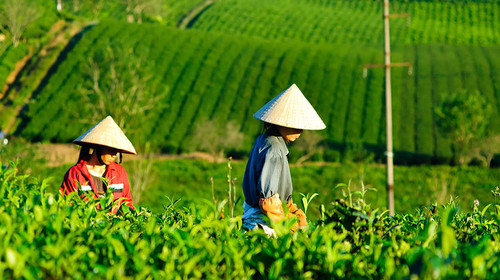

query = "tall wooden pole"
(363, 1), (411, 216)
(384, 0), (395, 216)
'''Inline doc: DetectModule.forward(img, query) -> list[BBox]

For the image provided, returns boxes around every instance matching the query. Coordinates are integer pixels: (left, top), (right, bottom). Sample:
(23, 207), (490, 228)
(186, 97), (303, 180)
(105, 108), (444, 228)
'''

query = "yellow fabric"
(259, 194), (285, 222)
(259, 195), (308, 232)
(287, 199), (308, 228)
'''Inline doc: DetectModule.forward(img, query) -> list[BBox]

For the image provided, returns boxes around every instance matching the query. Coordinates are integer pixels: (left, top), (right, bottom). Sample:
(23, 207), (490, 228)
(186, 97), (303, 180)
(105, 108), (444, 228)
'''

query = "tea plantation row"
(191, 0), (500, 46)
(16, 20), (500, 163)
(56, 0), (206, 26)
(0, 161), (499, 279)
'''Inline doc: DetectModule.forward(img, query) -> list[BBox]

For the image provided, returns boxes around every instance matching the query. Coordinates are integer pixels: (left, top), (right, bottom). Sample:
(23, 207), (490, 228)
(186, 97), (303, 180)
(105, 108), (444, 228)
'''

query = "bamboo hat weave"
(73, 116), (137, 155)
(254, 84), (326, 130)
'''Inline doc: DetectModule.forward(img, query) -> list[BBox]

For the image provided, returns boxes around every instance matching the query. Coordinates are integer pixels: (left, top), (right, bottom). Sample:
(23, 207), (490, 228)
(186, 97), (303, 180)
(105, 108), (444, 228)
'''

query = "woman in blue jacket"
(242, 84), (326, 233)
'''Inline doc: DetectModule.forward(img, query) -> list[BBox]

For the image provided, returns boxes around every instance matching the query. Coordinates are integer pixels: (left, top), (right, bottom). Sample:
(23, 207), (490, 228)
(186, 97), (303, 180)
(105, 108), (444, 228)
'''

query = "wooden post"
(364, 0), (411, 216)
(384, 0), (395, 216)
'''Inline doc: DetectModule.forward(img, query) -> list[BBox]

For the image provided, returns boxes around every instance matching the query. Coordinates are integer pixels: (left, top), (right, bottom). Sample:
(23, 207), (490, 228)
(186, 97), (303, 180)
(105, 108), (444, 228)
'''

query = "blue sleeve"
(258, 151), (283, 199)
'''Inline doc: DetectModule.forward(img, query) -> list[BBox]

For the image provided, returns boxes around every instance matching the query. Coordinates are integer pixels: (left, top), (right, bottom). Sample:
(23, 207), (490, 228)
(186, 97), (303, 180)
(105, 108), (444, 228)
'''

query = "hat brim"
(254, 84), (326, 130)
(73, 141), (136, 154)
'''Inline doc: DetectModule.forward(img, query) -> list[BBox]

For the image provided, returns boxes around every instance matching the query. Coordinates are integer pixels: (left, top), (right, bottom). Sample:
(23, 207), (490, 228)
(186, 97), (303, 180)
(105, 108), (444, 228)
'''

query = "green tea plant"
(0, 160), (499, 279)
(299, 192), (318, 216)
(333, 180), (377, 211)
(210, 157), (240, 218)
(492, 186), (500, 215)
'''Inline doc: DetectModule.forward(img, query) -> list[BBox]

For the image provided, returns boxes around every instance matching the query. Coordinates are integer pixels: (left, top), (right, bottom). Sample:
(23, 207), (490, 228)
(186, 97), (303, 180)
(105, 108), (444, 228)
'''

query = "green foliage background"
(4, 0), (498, 164)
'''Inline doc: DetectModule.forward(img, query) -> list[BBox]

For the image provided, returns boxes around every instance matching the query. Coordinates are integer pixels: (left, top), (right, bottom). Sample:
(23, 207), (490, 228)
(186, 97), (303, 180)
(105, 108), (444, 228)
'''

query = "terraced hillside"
(0, 0), (206, 128)
(0, 0), (59, 92)
(12, 0), (500, 164)
(191, 0), (500, 46)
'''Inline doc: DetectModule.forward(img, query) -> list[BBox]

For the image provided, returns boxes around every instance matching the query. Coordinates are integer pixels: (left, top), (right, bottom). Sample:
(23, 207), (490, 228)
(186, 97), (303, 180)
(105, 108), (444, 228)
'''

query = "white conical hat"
(73, 116), (137, 154)
(254, 84), (326, 130)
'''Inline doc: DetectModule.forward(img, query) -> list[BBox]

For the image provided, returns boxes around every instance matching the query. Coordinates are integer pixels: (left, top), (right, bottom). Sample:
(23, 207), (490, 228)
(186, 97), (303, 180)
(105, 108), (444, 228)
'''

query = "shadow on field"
(323, 140), (450, 165)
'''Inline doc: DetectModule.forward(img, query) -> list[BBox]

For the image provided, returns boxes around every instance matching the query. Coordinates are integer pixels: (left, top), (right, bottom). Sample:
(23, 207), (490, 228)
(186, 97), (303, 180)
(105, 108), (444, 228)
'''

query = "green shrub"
(0, 161), (498, 279)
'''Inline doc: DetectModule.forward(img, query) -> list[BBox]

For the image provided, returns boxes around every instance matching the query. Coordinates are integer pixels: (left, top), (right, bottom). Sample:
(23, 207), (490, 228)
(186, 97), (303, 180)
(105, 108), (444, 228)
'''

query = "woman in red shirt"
(60, 116), (136, 211)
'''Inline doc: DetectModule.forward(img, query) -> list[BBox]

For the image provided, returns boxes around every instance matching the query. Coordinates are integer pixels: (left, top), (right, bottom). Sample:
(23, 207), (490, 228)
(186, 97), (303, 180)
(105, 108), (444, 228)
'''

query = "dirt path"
(37, 143), (339, 168)
(178, 0), (217, 29)
(0, 55), (32, 100)
(37, 143), (228, 167)
(1, 20), (67, 101)
(0, 20), (84, 134)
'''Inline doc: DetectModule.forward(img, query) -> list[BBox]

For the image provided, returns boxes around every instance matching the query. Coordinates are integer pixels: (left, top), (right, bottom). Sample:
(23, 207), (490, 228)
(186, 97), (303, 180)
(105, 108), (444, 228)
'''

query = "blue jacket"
(242, 127), (293, 207)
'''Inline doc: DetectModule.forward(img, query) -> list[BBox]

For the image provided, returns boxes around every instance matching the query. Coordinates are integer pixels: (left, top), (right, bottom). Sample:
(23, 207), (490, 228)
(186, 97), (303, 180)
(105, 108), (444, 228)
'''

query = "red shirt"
(60, 160), (135, 211)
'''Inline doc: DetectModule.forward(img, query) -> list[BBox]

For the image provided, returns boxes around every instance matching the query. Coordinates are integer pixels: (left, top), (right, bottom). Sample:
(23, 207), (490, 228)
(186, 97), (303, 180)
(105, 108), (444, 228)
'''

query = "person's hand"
(258, 223), (277, 238)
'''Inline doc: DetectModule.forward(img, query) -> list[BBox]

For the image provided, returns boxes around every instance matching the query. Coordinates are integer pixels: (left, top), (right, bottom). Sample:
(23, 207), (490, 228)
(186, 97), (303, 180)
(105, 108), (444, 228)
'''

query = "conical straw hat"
(73, 116), (137, 154)
(254, 84), (326, 130)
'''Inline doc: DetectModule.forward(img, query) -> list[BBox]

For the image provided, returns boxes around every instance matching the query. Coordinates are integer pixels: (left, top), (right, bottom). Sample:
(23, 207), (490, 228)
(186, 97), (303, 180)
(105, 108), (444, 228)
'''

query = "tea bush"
(0, 161), (498, 279)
